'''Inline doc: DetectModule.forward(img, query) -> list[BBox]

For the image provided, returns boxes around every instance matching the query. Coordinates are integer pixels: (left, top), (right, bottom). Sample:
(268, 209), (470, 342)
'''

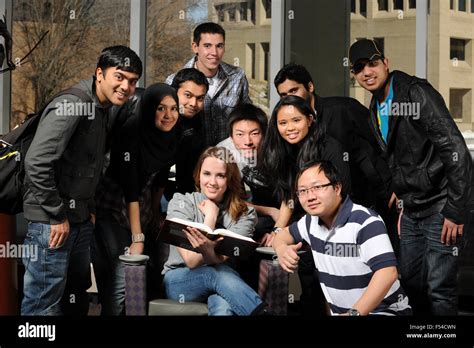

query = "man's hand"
(275, 242), (302, 273)
(441, 218), (463, 246)
(90, 213), (96, 225)
(49, 219), (70, 248)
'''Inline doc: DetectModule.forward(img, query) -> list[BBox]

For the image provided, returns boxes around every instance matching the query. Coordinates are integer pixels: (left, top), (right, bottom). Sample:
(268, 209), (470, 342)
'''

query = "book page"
(167, 217), (213, 235)
(214, 229), (257, 243)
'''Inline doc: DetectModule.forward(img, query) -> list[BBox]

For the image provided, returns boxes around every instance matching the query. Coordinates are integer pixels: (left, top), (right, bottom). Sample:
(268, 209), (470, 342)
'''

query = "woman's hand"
(129, 242), (144, 255)
(259, 232), (275, 247)
(184, 226), (224, 265)
(198, 199), (220, 219)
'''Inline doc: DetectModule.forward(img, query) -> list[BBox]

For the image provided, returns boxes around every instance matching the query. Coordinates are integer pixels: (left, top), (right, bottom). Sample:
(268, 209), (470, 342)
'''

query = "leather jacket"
(368, 70), (472, 224)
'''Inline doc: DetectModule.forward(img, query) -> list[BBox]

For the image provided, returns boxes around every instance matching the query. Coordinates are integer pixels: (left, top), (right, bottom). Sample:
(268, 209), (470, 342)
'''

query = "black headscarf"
(136, 83), (179, 174)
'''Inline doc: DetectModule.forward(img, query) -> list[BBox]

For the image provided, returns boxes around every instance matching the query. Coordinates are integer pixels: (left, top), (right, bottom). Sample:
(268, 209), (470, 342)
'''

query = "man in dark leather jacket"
(350, 39), (472, 315)
(21, 46), (142, 316)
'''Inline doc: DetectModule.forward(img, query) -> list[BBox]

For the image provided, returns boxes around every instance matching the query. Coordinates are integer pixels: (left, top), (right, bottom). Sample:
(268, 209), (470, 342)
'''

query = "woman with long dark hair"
(260, 95), (350, 229)
(92, 83), (180, 315)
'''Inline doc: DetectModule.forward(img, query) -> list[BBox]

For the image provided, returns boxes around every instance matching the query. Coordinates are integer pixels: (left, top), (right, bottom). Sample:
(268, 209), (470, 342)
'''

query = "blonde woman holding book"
(162, 147), (269, 315)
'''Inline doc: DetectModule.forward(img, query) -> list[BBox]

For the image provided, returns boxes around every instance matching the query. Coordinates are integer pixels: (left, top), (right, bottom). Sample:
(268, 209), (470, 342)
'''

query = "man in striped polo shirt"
(273, 161), (411, 316)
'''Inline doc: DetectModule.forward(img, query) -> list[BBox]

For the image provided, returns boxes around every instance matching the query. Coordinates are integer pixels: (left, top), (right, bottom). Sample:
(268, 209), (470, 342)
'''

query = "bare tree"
(11, 0), (129, 128)
(146, 0), (204, 84)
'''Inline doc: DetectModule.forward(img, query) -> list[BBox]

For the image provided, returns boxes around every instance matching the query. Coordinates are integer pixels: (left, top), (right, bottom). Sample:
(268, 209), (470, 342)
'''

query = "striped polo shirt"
(289, 197), (411, 316)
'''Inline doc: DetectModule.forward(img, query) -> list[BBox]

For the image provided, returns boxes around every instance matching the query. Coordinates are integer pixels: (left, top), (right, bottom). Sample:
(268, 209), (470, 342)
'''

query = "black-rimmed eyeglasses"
(296, 182), (333, 198)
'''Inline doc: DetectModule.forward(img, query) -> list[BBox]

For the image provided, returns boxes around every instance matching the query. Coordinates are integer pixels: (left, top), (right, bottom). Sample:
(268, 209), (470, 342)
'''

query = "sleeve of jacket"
(324, 136), (352, 197)
(410, 83), (472, 224)
(24, 95), (83, 224)
(346, 99), (392, 204)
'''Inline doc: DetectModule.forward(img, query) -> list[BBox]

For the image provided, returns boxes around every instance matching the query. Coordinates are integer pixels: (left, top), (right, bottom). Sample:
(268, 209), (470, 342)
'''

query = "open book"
(158, 217), (259, 258)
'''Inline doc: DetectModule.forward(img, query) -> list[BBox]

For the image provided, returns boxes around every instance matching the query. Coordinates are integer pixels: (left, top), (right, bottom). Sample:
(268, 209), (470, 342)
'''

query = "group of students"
(20, 22), (472, 317)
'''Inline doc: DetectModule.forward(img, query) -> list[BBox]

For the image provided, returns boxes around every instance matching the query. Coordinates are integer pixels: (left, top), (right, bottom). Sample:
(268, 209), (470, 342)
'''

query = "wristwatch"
(348, 308), (361, 316)
(131, 233), (145, 243)
(272, 227), (283, 234)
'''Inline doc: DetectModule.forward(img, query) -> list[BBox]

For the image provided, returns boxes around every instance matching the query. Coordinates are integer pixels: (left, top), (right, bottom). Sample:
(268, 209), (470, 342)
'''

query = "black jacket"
(314, 94), (392, 211)
(23, 78), (114, 224)
(368, 70), (472, 224)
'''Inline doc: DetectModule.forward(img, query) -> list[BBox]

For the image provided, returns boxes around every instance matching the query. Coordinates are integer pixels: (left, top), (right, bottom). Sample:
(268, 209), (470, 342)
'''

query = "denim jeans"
(163, 263), (262, 316)
(21, 220), (93, 316)
(399, 212), (463, 315)
(91, 215), (130, 315)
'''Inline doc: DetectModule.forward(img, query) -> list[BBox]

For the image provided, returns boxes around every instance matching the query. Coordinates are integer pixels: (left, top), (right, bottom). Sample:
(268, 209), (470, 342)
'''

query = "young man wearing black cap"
(349, 39), (472, 315)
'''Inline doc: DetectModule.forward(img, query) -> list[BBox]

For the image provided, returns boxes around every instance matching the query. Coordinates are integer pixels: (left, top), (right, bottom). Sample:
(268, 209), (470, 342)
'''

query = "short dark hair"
(274, 64), (313, 92)
(171, 68), (209, 92)
(96, 45), (142, 77)
(228, 104), (268, 137)
(296, 160), (346, 200)
(193, 22), (225, 45)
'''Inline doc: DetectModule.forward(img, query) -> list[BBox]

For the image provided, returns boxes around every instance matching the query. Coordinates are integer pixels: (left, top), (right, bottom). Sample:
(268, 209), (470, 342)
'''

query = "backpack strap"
(37, 87), (94, 118)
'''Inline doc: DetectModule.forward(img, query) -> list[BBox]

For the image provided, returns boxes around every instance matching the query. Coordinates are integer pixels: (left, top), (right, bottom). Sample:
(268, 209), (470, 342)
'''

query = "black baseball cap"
(349, 39), (384, 67)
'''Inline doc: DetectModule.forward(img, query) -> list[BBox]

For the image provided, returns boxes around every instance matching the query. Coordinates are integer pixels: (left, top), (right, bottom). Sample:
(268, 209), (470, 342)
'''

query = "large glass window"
(145, 0), (272, 113)
(11, 0), (130, 129)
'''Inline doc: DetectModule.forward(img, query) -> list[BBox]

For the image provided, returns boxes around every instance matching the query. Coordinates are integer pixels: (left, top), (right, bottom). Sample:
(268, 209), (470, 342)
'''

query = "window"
(393, 0), (403, 10)
(409, 0), (416, 8)
(262, 42), (269, 81)
(459, 0), (467, 11)
(239, 3), (249, 21)
(378, 0), (388, 11)
(229, 7), (236, 22)
(351, 0), (356, 13)
(360, 0), (367, 16)
(263, 0), (271, 18)
(450, 0), (454, 10)
(374, 37), (385, 53)
(472, 0), (474, 12)
(246, 43), (256, 79)
(450, 89), (471, 120)
(451, 38), (466, 61)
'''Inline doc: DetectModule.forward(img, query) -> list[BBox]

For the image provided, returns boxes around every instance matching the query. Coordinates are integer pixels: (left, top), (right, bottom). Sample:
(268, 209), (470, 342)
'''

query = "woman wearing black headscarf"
(92, 83), (179, 315)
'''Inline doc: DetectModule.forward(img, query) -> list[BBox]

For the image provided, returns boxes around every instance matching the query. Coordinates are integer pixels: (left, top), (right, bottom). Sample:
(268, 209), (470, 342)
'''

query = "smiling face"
(231, 120), (263, 159)
(95, 67), (139, 106)
(276, 105), (313, 144)
(192, 33), (225, 76)
(297, 166), (341, 221)
(199, 156), (228, 203)
(352, 58), (390, 93)
(154, 95), (179, 131)
(177, 81), (207, 118)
